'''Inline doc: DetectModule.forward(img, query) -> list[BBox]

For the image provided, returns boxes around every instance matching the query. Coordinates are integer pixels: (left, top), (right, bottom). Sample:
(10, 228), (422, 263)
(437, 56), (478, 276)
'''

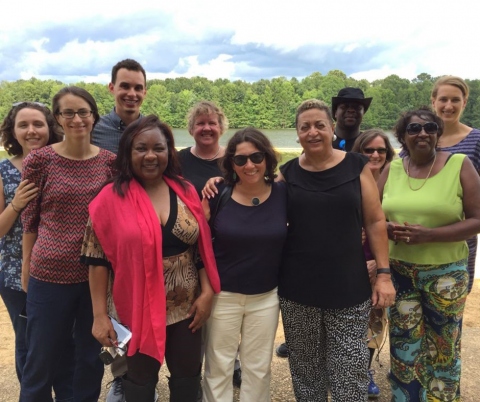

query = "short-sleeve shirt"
(21, 146), (116, 284)
(211, 181), (288, 294)
(178, 147), (223, 199)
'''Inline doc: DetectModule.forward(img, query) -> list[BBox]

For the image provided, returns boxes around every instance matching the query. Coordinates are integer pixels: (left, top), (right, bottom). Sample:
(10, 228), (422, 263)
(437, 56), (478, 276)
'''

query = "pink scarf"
(89, 177), (220, 363)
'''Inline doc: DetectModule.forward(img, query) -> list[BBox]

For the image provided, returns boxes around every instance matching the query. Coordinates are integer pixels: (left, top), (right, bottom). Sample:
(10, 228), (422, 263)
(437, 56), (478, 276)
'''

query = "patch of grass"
(278, 150), (301, 166)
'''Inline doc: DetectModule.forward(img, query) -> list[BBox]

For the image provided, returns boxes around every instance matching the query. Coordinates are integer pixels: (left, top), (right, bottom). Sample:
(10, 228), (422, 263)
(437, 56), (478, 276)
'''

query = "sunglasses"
(363, 148), (387, 155)
(232, 152), (265, 166)
(12, 101), (47, 108)
(406, 122), (439, 135)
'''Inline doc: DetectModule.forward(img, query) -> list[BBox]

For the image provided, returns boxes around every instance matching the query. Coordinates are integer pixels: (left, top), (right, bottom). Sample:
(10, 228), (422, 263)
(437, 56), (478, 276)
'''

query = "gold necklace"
(406, 154), (436, 191)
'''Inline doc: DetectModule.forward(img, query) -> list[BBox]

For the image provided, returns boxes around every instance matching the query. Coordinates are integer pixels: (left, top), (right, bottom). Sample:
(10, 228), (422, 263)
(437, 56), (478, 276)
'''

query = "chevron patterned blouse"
(21, 146), (116, 284)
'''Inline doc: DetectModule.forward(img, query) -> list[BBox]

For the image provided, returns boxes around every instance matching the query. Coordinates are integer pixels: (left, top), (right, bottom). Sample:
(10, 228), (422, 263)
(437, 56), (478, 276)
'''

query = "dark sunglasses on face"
(363, 148), (387, 155)
(406, 122), (439, 135)
(232, 152), (265, 166)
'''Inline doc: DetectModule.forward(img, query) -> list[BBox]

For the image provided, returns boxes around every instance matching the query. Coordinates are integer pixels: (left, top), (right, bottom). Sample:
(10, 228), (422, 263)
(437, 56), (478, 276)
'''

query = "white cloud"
(2, 0), (478, 83)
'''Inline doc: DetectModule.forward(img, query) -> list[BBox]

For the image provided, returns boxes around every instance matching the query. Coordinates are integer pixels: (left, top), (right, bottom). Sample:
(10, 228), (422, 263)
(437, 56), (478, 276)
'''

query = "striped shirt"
(438, 128), (480, 173)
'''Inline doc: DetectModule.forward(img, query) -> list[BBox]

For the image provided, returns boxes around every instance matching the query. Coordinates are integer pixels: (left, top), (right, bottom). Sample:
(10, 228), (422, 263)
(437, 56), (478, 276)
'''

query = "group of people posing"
(0, 57), (478, 402)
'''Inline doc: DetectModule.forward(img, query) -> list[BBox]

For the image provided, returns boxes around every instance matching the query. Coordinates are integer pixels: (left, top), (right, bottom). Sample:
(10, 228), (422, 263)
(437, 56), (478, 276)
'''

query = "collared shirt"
(332, 132), (361, 152)
(92, 109), (142, 155)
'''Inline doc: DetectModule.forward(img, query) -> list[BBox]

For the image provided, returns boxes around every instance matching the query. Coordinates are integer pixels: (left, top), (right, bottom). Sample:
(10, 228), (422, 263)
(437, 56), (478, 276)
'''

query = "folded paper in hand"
(108, 316), (132, 358)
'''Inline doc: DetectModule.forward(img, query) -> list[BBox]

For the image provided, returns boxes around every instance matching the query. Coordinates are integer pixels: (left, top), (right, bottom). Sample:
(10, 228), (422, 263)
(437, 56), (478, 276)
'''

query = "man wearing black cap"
(332, 87), (373, 152)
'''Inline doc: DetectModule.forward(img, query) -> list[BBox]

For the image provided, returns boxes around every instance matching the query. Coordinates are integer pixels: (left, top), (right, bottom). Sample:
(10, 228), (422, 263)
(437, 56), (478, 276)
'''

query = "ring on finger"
(406, 236), (410, 243)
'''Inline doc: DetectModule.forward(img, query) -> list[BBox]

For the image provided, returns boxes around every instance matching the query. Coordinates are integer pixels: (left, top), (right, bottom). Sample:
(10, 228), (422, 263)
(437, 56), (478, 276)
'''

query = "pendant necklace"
(406, 154), (436, 191)
(193, 146), (221, 161)
(251, 197), (260, 206)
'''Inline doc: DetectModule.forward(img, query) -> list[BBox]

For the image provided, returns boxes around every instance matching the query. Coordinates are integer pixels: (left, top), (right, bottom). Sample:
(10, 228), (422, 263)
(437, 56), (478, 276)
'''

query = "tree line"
(1, 70), (479, 131)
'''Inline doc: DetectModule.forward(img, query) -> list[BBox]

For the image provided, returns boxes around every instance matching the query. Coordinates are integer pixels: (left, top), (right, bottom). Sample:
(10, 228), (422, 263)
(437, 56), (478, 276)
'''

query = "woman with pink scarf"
(82, 115), (220, 402)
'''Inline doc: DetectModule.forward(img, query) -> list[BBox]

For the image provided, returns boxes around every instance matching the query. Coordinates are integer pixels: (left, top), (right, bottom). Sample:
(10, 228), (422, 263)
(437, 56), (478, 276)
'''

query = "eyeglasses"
(58, 110), (93, 119)
(363, 148), (387, 155)
(12, 101), (47, 108)
(232, 152), (265, 166)
(406, 122), (439, 135)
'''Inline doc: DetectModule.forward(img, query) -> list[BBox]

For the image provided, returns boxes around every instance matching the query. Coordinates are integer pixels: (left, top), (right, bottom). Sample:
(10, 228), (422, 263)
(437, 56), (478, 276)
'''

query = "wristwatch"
(376, 268), (391, 275)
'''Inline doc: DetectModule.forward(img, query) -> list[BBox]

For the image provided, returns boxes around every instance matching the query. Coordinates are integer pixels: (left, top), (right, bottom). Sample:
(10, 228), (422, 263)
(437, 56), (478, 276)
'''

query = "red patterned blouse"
(22, 146), (116, 284)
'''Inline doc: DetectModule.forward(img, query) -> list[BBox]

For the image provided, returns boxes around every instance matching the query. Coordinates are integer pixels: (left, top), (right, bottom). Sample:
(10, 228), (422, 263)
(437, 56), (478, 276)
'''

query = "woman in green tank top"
(378, 107), (480, 402)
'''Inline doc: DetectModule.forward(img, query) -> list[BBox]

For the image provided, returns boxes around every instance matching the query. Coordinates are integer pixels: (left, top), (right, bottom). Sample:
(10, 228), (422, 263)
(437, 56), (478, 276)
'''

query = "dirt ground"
(1, 280), (479, 402)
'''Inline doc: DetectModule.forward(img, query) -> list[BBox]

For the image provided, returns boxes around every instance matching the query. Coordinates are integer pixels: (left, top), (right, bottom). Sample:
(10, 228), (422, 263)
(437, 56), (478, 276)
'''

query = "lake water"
(0, 129), (400, 159)
(172, 128), (401, 150)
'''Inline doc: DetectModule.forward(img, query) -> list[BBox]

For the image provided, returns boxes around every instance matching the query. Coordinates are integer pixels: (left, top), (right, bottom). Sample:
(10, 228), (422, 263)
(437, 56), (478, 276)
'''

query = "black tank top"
(279, 152), (371, 309)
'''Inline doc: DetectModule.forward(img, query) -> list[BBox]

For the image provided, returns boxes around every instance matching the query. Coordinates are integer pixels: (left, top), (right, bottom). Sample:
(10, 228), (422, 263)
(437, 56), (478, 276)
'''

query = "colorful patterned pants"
(389, 259), (468, 402)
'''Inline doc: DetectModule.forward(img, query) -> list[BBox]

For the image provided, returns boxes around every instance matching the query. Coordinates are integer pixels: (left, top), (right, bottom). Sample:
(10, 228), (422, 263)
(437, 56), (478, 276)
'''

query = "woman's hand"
(371, 275), (396, 309)
(202, 177), (223, 199)
(21, 262), (30, 292)
(392, 222), (432, 245)
(13, 180), (38, 210)
(92, 313), (117, 347)
(386, 221), (400, 241)
(366, 260), (377, 287)
(187, 289), (214, 333)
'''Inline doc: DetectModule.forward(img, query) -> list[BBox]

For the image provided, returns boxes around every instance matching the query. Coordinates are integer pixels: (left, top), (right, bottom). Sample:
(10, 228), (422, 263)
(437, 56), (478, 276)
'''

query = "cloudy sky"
(1, 0), (474, 84)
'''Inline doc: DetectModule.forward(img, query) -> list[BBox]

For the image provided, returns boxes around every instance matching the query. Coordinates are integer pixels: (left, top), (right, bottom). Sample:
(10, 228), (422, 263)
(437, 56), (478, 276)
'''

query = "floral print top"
(0, 159), (23, 291)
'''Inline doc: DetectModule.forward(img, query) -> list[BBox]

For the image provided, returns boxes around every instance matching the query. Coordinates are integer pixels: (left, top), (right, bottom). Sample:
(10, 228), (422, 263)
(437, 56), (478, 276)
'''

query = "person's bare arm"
(188, 268), (214, 333)
(89, 265), (116, 347)
(0, 179), (38, 238)
(21, 232), (37, 291)
(360, 166), (395, 308)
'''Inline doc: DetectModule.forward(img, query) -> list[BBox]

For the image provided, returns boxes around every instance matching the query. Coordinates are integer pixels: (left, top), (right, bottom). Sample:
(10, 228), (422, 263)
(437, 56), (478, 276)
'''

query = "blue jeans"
(20, 277), (104, 402)
(0, 271), (27, 382)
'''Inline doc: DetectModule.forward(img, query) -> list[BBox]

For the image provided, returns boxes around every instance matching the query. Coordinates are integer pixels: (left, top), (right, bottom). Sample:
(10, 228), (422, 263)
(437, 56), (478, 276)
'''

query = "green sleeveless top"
(382, 153), (468, 264)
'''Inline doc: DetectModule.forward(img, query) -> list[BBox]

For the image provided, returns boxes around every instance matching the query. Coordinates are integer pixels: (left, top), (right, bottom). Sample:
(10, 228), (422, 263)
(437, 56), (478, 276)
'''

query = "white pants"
(203, 288), (279, 402)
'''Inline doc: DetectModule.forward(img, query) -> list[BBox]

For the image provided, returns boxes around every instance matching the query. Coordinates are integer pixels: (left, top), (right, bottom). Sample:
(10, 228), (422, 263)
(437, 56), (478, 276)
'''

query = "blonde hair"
(431, 75), (469, 100)
(186, 101), (228, 135)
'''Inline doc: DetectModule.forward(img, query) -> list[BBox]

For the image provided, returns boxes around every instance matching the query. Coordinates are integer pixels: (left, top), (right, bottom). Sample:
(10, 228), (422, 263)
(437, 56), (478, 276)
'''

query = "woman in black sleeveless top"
(277, 99), (395, 402)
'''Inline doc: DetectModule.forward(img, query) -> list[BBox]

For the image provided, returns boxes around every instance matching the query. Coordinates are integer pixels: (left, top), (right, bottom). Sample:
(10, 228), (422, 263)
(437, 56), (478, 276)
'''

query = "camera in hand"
(99, 347), (115, 365)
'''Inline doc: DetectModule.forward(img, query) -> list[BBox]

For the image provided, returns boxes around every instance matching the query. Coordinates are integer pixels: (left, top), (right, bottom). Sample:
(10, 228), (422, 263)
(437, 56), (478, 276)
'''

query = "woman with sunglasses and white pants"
(201, 127), (287, 402)
(379, 107), (480, 401)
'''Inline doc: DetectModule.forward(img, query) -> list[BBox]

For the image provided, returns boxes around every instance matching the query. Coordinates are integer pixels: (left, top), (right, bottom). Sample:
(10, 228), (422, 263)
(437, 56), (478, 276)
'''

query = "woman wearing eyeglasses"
(202, 127), (287, 402)
(351, 129), (395, 398)
(378, 107), (480, 401)
(19, 87), (116, 401)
